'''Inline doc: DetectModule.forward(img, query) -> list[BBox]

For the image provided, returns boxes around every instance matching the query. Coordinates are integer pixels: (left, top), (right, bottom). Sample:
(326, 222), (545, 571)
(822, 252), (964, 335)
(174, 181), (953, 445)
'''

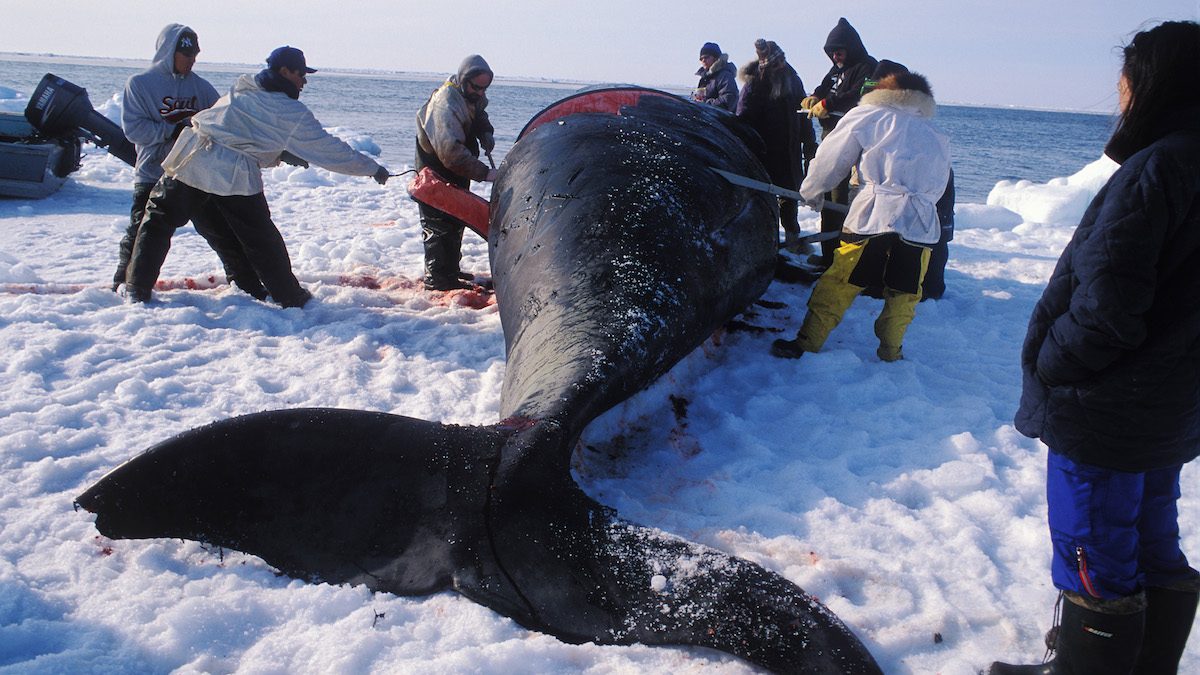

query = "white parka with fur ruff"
(799, 82), (950, 244)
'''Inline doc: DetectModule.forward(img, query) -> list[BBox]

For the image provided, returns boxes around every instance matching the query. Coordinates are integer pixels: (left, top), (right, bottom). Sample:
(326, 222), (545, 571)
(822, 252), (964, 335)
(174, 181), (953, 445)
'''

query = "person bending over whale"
(414, 55), (498, 291)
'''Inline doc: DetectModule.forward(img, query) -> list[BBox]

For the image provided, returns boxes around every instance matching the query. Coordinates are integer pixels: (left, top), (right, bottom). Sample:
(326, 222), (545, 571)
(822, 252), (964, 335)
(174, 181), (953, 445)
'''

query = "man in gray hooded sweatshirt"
(114, 23), (265, 299)
(414, 55), (497, 291)
(125, 46), (389, 308)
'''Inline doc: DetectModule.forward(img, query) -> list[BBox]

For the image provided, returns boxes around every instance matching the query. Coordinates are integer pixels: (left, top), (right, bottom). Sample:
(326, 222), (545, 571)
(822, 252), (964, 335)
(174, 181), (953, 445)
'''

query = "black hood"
(823, 17), (870, 66)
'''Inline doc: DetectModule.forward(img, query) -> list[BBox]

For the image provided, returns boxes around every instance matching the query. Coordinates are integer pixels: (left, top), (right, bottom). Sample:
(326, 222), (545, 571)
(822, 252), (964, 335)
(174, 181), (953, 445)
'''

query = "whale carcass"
(75, 88), (881, 674)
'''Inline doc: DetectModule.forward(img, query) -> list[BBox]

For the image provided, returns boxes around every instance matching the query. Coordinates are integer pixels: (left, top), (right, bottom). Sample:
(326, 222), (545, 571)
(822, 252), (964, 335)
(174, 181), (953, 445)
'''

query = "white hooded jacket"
(800, 84), (950, 244)
(163, 73), (381, 196)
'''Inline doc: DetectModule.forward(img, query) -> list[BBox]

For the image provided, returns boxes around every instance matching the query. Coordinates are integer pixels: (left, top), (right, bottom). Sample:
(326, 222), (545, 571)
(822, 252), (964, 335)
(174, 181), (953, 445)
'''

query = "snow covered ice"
(1, 86), (1195, 674)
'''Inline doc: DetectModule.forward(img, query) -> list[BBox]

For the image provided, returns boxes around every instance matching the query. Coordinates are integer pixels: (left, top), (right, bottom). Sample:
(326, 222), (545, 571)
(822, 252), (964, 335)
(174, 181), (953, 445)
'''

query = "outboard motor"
(24, 73), (136, 167)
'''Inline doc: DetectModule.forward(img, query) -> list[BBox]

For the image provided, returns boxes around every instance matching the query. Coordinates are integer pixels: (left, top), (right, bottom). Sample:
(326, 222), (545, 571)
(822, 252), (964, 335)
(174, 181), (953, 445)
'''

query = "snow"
(2, 89), (1195, 675)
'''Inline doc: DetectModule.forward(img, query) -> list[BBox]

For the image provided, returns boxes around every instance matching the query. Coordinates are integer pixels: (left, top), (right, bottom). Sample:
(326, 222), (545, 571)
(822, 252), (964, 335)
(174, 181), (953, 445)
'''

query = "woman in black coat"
(991, 20), (1200, 675)
(736, 39), (816, 251)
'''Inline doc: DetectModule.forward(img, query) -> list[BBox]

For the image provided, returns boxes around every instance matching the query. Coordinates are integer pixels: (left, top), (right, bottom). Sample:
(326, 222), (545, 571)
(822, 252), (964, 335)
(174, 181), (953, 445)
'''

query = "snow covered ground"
(1, 93), (1194, 674)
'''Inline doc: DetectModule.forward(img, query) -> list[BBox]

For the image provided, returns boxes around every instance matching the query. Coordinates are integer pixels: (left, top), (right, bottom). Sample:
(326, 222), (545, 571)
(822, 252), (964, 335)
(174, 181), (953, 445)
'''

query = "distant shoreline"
(0, 51), (1111, 116)
(0, 51), (633, 93)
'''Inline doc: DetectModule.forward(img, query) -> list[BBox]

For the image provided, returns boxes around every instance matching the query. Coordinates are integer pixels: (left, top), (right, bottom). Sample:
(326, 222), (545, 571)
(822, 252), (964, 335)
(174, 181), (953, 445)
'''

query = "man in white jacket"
(114, 23), (264, 300)
(125, 46), (390, 307)
(771, 64), (950, 362)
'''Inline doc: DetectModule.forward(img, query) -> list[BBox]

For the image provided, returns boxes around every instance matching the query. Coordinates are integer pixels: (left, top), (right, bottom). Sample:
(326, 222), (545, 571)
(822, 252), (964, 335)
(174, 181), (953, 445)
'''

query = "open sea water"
(1, 57), (1115, 204)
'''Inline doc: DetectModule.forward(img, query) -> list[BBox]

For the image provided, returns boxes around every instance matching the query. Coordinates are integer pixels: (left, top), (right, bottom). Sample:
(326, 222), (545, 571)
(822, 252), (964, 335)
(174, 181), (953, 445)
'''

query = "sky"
(3, 1), (1198, 112)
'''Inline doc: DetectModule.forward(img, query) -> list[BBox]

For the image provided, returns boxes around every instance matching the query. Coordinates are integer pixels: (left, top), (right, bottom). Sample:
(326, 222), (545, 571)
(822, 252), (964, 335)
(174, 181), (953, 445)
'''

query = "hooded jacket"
(695, 54), (739, 112)
(800, 73), (950, 244)
(811, 18), (878, 133)
(161, 73), (382, 196)
(121, 24), (220, 184)
(416, 55), (496, 183)
(1015, 104), (1200, 472)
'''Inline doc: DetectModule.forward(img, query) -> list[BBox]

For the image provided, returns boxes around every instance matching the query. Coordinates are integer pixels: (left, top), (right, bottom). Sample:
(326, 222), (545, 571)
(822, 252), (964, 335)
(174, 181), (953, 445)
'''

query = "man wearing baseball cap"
(125, 46), (391, 308)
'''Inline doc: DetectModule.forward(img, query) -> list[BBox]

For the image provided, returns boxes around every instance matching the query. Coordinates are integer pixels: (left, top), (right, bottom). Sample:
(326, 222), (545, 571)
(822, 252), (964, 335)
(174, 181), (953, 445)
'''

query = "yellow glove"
(810, 99), (829, 119)
(800, 95), (819, 111)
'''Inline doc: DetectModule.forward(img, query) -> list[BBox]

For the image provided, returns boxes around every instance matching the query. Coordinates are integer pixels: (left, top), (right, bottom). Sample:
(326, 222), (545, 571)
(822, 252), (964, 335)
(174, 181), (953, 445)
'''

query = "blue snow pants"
(1047, 451), (1193, 599)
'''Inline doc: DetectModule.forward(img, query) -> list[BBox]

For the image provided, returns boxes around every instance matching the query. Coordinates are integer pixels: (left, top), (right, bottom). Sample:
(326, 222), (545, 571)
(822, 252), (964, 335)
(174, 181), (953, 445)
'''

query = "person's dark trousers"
(190, 200), (269, 301)
(126, 177), (205, 300)
(208, 192), (310, 308)
(818, 174), (850, 266)
(112, 182), (156, 291)
(419, 201), (467, 289)
(779, 197), (800, 246)
(921, 240), (949, 300)
(127, 178), (307, 307)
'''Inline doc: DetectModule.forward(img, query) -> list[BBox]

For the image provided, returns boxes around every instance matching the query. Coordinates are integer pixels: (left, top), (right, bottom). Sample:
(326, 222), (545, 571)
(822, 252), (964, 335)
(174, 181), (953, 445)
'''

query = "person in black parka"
(736, 39), (816, 251)
(990, 20), (1200, 675)
(802, 18), (877, 268)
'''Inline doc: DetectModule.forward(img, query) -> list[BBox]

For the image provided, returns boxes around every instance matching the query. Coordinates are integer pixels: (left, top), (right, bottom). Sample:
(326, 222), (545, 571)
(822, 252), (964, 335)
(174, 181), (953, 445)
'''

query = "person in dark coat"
(693, 42), (738, 112)
(990, 20), (1200, 675)
(922, 171), (954, 300)
(736, 39), (816, 251)
(801, 18), (878, 268)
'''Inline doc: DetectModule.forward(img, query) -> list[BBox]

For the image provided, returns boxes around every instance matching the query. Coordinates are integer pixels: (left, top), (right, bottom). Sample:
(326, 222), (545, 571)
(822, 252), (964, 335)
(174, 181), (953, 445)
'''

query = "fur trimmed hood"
(695, 53), (731, 78)
(860, 73), (936, 117)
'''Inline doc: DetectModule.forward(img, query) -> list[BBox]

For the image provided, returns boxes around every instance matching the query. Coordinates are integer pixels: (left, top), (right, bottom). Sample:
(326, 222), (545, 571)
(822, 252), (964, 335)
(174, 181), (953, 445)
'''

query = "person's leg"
(771, 239), (867, 358)
(779, 198), (803, 251)
(922, 240), (949, 300)
(989, 452), (1148, 674)
(1047, 452), (1144, 599)
(873, 240), (930, 361)
(190, 200), (268, 301)
(214, 194), (309, 308)
(419, 202), (469, 290)
(113, 182), (155, 291)
(1134, 465), (1199, 674)
(816, 174), (850, 267)
(126, 177), (202, 301)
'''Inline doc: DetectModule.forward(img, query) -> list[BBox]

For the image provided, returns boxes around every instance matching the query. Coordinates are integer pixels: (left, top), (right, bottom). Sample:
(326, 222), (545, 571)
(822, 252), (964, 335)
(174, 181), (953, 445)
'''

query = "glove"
(803, 195), (824, 213)
(800, 95), (819, 111)
(373, 166), (390, 185)
(279, 151), (309, 168)
(480, 132), (495, 154)
(162, 107), (197, 125)
(485, 168), (497, 182)
(810, 99), (829, 119)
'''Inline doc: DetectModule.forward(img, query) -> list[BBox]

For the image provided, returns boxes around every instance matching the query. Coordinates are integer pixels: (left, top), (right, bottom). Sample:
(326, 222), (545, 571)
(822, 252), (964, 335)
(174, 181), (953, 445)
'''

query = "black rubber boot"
(1134, 583), (1199, 674)
(990, 592), (1145, 675)
(770, 338), (805, 359)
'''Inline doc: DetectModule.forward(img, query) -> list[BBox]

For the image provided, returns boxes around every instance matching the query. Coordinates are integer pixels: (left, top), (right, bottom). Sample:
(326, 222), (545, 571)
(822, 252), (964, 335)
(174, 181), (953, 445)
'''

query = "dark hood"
(823, 17), (870, 66)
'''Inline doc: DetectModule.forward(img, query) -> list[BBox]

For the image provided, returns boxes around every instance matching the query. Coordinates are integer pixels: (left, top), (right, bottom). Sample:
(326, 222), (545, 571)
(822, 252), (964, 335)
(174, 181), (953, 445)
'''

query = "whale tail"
(75, 408), (508, 595)
(76, 409), (880, 673)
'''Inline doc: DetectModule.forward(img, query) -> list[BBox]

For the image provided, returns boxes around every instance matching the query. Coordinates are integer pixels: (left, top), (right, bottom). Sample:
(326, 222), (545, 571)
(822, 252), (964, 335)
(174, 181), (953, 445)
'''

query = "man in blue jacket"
(693, 42), (738, 112)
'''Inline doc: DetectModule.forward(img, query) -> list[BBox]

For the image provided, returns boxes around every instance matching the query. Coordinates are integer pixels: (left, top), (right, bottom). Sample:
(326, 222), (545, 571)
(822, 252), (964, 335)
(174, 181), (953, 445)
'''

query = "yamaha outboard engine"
(24, 73), (136, 167)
